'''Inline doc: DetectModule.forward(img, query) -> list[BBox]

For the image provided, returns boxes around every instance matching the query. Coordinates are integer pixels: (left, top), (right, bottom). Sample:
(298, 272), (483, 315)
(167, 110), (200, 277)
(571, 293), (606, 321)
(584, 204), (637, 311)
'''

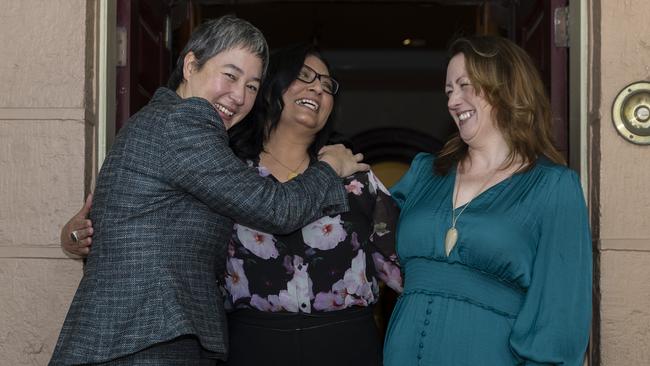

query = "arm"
(161, 98), (362, 234)
(363, 171), (403, 293)
(509, 170), (592, 365)
(61, 193), (93, 256)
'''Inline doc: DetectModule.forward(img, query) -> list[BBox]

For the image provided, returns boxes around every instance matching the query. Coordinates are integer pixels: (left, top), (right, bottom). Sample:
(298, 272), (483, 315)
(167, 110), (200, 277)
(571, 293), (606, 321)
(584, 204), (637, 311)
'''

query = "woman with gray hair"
(50, 15), (366, 366)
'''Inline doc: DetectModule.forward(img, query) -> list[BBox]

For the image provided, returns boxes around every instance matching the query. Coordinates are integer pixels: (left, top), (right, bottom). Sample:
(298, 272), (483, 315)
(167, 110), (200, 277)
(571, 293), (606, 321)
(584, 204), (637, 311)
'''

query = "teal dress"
(384, 153), (592, 366)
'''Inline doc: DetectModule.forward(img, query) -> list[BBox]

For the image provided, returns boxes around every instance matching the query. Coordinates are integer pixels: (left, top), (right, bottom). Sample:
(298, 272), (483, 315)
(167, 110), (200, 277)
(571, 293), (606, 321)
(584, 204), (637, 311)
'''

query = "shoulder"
(170, 96), (216, 118)
(404, 152), (436, 179)
(161, 95), (228, 140)
(344, 170), (391, 197)
(533, 157), (580, 187)
(144, 87), (185, 116)
(412, 152), (435, 166)
(528, 158), (585, 207)
(166, 93), (225, 130)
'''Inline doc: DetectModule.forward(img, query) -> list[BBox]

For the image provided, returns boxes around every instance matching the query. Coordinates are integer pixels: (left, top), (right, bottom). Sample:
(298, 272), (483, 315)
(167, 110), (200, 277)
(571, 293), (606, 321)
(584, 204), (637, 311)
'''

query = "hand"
(318, 144), (370, 177)
(61, 193), (94, 257)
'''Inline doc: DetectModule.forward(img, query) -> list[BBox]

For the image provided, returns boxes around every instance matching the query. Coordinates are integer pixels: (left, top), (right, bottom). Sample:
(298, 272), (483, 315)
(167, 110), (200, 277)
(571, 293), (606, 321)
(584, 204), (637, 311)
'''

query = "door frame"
(96, 0), (589, 186)
(570, 0), (589, 188)
(569, 2), (592, 365)
(97, 0), (117, 169)
(94, 0), (592, 363)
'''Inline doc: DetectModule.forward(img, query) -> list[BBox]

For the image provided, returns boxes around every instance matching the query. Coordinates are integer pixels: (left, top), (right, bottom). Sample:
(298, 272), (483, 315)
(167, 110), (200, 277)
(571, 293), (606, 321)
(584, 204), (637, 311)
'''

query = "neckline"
(255, 156), (315, 183)
(449, 163), (515, 210)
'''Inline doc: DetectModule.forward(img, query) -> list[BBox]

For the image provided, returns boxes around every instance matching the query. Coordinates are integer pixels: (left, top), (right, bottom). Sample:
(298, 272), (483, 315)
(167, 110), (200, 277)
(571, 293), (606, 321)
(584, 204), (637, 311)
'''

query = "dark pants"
(89, 335), (221, 366)
(226, 307), (382, 366)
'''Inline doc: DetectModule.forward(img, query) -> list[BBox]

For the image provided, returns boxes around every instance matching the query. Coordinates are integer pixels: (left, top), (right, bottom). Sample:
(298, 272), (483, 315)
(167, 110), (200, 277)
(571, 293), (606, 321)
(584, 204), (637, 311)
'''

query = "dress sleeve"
(161, 97), (349, 234)
(362, 170), (403, 293)
(509, 169), (592, 366)
(388, 152), (432, 209)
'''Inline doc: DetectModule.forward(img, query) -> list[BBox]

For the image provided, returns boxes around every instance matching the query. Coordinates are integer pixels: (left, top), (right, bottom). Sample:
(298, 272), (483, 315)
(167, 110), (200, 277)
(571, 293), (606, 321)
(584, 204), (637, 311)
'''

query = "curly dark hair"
(228, 43), (341, 160)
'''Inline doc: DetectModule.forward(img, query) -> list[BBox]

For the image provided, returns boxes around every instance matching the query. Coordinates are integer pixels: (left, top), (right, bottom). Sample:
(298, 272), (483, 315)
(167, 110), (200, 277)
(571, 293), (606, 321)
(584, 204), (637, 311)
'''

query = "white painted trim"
(579, 0), (589, 196)
(569, 0), (589, 199)
(97, 0), (116, 171)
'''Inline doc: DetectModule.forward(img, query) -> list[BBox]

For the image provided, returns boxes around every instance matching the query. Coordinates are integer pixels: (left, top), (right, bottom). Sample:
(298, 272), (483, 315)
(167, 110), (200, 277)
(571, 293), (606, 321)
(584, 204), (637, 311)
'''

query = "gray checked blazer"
(50, 88), (349, 365)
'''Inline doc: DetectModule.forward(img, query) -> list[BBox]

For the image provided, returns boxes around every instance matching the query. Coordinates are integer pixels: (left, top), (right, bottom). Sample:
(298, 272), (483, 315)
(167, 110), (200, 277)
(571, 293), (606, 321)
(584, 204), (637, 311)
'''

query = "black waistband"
(228, 306), (374, 331)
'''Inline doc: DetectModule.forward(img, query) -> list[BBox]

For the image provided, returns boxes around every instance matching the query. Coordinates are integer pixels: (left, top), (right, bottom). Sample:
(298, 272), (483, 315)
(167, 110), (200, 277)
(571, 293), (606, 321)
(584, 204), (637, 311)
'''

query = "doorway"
(113, 0), (573, 171)
(106, 0), (588, 360)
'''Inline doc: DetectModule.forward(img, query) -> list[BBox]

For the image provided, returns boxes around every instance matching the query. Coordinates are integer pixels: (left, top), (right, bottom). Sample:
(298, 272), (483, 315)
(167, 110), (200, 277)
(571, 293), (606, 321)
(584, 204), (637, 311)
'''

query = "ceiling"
(178, 0), (540, 90)
(195, 1), (483, 89)
(199, 2), (478, 50)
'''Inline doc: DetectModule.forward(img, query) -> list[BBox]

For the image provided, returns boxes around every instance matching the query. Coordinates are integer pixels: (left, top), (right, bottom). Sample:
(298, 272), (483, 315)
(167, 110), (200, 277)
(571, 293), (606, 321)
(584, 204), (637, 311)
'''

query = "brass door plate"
(612, 81), (650, 144)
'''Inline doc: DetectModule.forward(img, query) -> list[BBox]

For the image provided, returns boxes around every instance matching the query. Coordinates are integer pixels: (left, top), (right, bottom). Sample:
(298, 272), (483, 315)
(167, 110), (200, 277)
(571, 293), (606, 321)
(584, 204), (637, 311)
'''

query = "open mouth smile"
(214, 103), (235, 117)
(295, 98), (320, 111)
(458, 110), (475, 121)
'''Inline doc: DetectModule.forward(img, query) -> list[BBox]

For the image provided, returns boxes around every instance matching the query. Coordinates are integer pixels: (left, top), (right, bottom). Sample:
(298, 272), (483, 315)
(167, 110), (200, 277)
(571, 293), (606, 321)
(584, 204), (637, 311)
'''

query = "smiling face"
(278, 55), (335, 134)
(180, 46), (263, 129)
(445, 53), (499, 145)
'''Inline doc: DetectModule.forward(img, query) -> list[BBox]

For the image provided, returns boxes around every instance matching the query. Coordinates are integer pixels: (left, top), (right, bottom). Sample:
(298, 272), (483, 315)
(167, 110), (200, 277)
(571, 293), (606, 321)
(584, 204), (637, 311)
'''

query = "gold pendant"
(444, 227), (458, 256)
(287, 172), (298, 180)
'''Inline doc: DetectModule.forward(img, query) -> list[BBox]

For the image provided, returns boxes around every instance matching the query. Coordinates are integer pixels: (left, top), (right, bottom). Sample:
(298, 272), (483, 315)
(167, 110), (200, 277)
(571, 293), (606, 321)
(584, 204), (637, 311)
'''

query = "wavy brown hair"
(434, 35), (565, 175)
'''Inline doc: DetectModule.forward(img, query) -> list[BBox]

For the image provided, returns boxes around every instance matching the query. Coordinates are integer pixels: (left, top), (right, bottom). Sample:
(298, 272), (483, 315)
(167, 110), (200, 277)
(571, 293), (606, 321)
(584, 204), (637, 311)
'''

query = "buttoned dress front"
(383, 153), (592, 366)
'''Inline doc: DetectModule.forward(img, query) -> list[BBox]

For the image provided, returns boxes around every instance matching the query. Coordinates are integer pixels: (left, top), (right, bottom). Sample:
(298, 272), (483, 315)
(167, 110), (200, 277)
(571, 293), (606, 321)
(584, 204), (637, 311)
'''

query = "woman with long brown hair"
(383, 36), (591, 365)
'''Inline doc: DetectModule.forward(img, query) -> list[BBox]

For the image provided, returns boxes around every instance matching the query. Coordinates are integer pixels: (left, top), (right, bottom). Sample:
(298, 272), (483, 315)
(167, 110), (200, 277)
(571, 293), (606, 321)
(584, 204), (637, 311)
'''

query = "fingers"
(64, 227), (92, 255)
(318, 144), (349, 157)
(83, 192), (93, 209)
(318, 144), (342, 154)
(61, 194), (95, 257)
(356, 162), (370, 172)
(63, 239), (91, 256)
(76, 193), (93, 219)
(72, 227), (94, 242)
(317, 144), (370, 177)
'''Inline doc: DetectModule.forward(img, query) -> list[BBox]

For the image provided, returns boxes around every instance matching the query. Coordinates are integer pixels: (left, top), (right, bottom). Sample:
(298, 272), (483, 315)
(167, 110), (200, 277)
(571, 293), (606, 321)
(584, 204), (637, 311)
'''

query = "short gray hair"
(167, 15), (269, 90)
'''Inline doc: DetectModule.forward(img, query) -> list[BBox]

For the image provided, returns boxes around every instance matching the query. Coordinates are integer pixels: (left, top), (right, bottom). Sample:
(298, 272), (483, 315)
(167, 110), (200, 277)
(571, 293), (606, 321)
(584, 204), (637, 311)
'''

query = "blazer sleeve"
(161, 97), (349, 234)
(509, 169), (592, 365)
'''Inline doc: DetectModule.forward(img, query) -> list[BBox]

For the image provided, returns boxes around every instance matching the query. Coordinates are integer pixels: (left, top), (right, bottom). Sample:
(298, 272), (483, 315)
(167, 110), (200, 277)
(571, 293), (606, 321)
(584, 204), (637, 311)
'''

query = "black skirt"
(225, 306), (382, 366)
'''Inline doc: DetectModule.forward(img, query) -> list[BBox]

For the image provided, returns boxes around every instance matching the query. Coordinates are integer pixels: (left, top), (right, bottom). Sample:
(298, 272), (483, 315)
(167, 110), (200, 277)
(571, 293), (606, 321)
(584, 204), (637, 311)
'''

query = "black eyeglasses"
(296, 64), (340, 95)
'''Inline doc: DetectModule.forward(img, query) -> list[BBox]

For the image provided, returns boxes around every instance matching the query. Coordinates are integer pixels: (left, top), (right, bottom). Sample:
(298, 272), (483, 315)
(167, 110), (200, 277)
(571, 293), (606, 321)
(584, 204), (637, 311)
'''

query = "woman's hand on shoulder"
(318, 144), (369, 177)
(61, 193), (94, 257)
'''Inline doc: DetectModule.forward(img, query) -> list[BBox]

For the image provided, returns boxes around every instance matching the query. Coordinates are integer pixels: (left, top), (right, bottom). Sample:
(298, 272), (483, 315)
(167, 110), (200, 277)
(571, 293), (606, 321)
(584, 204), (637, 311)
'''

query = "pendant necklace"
(264, 151), (309, 181)
(445, 162), (503, 257)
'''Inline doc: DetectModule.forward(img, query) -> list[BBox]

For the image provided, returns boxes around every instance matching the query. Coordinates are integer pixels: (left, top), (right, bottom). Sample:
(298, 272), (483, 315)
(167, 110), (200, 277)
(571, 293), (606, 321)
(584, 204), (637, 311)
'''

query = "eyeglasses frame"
(296, 64), (340, 95)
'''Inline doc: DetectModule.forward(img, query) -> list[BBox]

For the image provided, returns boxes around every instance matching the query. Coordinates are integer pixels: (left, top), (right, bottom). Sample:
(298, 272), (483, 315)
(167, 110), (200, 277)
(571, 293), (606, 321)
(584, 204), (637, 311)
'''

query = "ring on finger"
(70, 230), (80, 243)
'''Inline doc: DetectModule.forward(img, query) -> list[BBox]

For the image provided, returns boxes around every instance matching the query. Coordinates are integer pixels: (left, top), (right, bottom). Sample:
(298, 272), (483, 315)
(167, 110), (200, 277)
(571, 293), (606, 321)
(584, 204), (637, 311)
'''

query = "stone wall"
(0, 0), (96, 364)
(592, 0), (650, 364)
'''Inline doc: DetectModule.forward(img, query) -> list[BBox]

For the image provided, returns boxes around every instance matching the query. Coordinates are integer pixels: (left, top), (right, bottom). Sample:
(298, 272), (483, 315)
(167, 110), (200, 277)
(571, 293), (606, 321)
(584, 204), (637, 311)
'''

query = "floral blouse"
(224, 159), (402, 313)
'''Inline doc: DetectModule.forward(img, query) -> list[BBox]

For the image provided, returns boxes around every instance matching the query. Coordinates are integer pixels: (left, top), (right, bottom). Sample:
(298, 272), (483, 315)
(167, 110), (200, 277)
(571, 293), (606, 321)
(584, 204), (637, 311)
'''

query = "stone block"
(597, 0), (650, 241)
(0, 258), (83, 366)
(0, 0), (88, 108)
(600, 250), (650, 365)
(0, 120), (86, 247)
